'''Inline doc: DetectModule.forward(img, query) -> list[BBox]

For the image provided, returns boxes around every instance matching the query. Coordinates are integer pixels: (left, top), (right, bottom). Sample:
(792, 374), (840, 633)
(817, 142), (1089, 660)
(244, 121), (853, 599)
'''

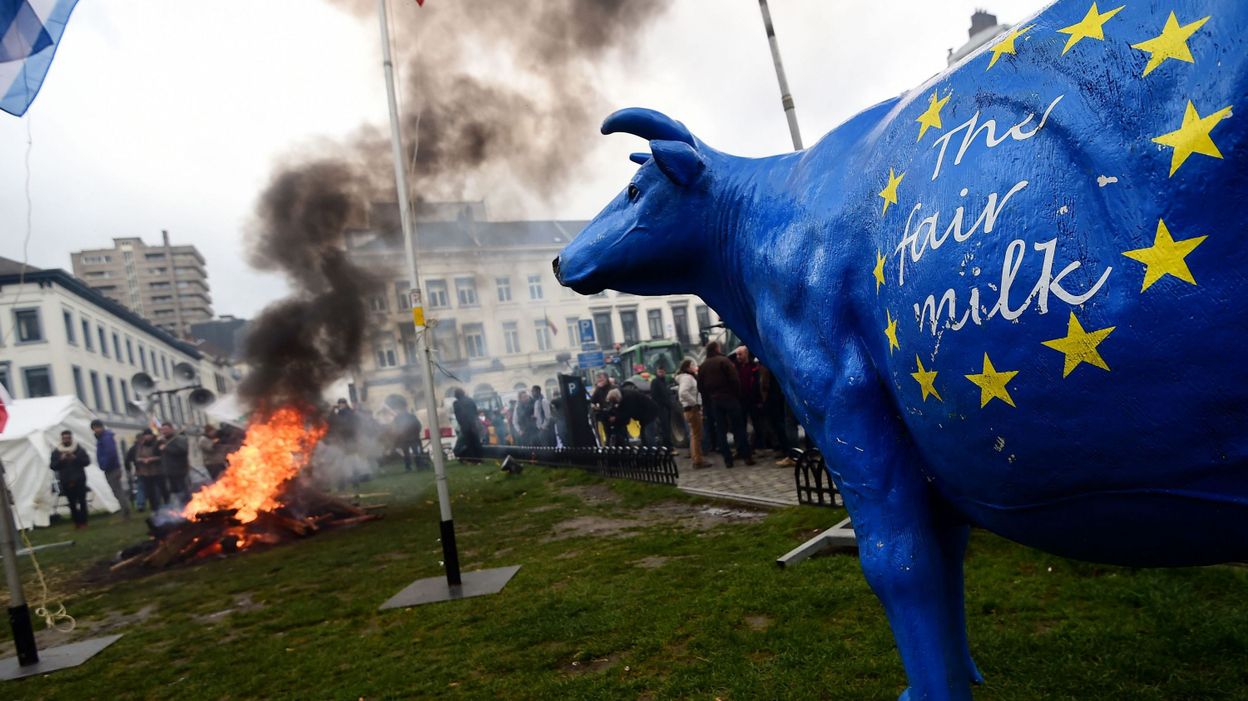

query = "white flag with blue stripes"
(1, 0), (79, 117)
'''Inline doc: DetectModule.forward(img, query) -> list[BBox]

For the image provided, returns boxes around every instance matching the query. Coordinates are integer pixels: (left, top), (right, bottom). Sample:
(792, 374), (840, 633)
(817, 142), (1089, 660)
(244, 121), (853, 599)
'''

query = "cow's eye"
(627, 184), (640, 202)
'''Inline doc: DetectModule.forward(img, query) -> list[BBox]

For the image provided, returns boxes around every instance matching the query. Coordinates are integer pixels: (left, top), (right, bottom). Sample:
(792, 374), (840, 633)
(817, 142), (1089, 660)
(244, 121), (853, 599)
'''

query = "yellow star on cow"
(1131, 12), (1210, 77)
(878, 168), (904, 215)
(1122, 218), (1207, 292)
(965, 353), (1018, 408)
(883, 310), (900, 354)
(987, 24), (1035, 70)
(1041, 312), (1115, 378)
(1057, 2), (1124, 55)
(1152, 100), (1233, 176)
(915, 90), (951, 141)
(911, 355), (942, 402)
(872, 249), (887, 293)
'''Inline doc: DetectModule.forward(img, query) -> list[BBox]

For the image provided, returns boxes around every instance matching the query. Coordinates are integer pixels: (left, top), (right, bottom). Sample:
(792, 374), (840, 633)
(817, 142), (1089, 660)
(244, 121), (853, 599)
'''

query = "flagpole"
(377, 0), (459, 586)
(757, 0), (804, 150)
(374, 0), (519, 609)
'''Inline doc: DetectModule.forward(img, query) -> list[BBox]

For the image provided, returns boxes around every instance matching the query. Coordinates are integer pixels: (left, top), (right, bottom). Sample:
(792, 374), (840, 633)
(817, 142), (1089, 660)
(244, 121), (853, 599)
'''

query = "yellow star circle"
(1041, 312), (1115, 378)
(1131, 12), (1210, 77)
(1057, 2), (1124, 55)
(1122, 218), (1208, 292)
(965, 353), (1018, 408)
(911, 355), (941, 402)
(1152, 100), (1233, 177)
(915, 90), (951, 141)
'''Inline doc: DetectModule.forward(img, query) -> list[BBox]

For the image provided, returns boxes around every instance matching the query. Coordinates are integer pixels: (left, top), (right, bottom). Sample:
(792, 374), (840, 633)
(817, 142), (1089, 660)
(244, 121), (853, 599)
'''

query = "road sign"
(408, 289), (425, 327)
(578, 319), (595, 345)
(577, 351), (605, 369)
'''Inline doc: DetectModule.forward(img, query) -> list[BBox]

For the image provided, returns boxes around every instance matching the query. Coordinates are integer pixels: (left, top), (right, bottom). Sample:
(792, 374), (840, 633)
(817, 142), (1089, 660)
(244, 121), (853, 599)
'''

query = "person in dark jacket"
(49, 430), (91, 528)
(134, 429), (167, 511)
(393, 408), (425, 472)
(698, 341), (754, 467)
(733, 347), (767, 451)
(158, 422), (191, 502)
(91, 419), (130, 518)
(124, 434), (143, 511)
(606, 386), (660, 447)
(452, 388), (483, 462)
(649, 365), (675, 448)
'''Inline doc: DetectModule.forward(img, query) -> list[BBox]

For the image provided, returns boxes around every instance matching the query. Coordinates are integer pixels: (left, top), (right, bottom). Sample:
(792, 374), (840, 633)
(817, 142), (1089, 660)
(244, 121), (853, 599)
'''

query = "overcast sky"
(0, 0), (1045, 319)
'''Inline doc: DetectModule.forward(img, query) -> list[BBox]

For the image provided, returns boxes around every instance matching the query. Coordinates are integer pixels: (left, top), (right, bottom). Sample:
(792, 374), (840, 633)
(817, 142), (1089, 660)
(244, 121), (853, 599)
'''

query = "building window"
(375, 344), (398, 368)
(430, 319), (459, 360)
(565, 317), (580, 346)
(126, 338), (135, 365)
(23, 367), (54, 398)
(138, 344), (148, 372)
(619, 309), (639, 346)
(455, 277), (478, 307)
(63, 310), (76, 345)
(672, 305), (691, 346)
(214, 373), (226, 394)
(72, 366), (86, 403)
(527, 274), (543, 300)
(647, 309), (664, 339)
(502, 322), (521, 354)
(534, 320), (552, 352)
(106, 375), (118, 414)
(395, 280), (410, 310)
(496, 277), (512, 302)
(696, 304), (712, 331)
(81, 319), (92, 351)
(403, 337), (418, 365)
(98, 326), (108, 357)
(112, 332), (122, 361)
(120, 379), (130, 409)
(0, 364), (9, 396)
(89, 370), (102, 410)
(369, 294), (388, 313)
(427, 280), (449, 308)
(81, 254), (111, 264)
(593, 311), (614, 348)
(160, 354), (169, 379)
(14, 309), (42, 343)
(463, 324), (486, 359)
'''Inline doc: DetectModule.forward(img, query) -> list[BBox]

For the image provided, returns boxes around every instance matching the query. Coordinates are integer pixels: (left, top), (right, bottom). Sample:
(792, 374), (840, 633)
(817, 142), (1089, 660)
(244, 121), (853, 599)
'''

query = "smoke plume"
(240, 0), (667, 411)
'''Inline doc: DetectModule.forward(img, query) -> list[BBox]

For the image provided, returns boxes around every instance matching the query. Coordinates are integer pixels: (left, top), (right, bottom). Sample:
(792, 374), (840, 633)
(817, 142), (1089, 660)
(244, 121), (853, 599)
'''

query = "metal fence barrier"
(792, 448), (840, 508)
(479, 445), (680, 486)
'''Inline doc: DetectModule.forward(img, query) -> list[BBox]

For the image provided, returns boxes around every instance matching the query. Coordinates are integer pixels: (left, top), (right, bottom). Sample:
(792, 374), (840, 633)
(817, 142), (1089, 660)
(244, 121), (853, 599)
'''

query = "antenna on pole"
(374, 0), (518, 608)
(758, 0), (804, 150)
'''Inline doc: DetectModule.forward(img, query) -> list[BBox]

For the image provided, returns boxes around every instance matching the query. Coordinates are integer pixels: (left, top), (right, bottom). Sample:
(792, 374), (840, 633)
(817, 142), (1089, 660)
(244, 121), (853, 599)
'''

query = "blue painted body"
(555, 1), (1248, 698)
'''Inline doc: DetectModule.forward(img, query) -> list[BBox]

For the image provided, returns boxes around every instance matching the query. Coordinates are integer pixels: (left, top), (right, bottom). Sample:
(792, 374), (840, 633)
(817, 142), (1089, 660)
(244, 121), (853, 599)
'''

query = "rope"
(1, 115), (36, 347)
(9, 504), (76, 633)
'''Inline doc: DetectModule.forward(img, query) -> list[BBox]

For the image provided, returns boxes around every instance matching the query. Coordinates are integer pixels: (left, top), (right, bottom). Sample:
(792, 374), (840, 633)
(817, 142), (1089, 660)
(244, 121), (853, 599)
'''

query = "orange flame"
(183, 406), (326, 523)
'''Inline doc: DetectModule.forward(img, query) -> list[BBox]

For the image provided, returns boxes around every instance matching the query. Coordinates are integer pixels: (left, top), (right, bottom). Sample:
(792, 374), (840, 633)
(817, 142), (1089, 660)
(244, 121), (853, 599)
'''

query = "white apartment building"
(0, 259), (237, 436)
(345, 203), (719, 410)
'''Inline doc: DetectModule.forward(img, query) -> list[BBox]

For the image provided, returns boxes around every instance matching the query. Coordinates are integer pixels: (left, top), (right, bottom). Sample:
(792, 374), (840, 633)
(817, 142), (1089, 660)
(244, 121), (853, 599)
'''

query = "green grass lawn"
(2, 461), (1246, 700)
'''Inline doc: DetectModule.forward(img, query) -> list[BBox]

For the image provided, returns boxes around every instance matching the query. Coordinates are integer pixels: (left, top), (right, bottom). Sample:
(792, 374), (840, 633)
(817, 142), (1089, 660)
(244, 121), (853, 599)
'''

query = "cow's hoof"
(969, 658), (985, 685)
(898, 689), (911, 701)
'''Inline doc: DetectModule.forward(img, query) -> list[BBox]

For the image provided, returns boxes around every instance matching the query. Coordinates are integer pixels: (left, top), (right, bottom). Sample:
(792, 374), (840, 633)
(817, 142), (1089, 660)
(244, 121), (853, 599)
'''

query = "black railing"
(479, 445), (680, 486)
(792, 448), (840, 508)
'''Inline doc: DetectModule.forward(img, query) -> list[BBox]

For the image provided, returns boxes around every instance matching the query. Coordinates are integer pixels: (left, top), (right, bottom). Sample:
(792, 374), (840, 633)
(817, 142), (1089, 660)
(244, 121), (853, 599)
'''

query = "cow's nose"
(552, 255), (562, 283)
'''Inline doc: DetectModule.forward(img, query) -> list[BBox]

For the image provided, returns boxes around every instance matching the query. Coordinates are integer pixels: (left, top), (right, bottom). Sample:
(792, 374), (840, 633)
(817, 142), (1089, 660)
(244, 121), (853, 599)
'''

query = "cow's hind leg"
(937, 521), (983, 686)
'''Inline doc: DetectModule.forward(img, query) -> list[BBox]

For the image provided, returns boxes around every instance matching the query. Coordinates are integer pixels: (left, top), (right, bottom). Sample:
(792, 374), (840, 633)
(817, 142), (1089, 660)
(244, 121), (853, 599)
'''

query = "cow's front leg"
(816, 371), (977, 701)
(936, 521), (983, 686)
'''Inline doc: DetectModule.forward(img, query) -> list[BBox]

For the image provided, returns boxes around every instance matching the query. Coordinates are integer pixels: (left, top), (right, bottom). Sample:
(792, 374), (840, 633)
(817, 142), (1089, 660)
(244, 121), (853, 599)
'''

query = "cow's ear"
(629, 152), (651, 165)
(650, 140), (705, 187)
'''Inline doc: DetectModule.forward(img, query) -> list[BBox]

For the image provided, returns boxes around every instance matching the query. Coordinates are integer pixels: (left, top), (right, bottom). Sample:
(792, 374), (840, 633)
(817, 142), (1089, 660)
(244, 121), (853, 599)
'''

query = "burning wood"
(113, 405), (380, 571)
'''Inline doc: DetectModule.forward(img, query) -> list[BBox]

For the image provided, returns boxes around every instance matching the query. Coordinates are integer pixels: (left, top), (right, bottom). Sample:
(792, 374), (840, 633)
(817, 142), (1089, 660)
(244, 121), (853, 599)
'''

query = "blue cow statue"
(555, 1), (1246, 698)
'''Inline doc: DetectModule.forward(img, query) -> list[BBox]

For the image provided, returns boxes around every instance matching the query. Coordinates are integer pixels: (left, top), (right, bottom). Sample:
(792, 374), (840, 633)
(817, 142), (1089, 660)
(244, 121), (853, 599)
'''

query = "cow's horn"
(602, 108), (694, 146)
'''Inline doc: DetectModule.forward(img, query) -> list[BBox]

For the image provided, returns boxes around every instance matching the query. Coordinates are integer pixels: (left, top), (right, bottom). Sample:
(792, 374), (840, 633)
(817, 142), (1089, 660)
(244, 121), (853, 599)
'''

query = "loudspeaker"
(188, 387), (216, 410)
(172, 362), (198, 384)
(131, 372), (156, 395)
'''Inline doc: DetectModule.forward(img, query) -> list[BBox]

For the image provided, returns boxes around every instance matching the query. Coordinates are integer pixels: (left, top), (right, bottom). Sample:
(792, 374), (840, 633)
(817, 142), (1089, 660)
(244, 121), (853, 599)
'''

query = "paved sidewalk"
(673, 449), (799, 507)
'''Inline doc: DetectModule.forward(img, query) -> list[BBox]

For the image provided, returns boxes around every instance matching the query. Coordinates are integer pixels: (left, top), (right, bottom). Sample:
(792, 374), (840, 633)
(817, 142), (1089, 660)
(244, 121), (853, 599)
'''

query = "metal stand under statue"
(372, 0), (518, 610)
(0, 459), (122, 681)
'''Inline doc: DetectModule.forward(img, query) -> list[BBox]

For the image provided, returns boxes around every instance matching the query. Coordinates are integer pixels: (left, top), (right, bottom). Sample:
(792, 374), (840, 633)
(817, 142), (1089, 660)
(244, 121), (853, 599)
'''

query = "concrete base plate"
(379, 565), (520, 610)
(0, 634), (123, 681)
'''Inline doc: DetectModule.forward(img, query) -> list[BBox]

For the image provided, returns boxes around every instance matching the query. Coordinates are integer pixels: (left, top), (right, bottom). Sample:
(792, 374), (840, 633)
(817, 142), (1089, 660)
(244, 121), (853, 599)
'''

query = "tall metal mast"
(758, 0), (804, 150)
(377, 0), (459, 586)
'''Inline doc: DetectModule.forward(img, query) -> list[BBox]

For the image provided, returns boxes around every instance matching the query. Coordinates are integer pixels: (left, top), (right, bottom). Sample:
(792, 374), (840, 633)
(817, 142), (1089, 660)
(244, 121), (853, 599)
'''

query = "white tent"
(0, 396), (121, 528)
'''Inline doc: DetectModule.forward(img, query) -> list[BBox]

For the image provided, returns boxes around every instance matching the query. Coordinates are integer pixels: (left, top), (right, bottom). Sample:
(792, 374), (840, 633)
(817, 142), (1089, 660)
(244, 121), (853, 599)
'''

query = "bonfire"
(113, 406), (379, 571)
